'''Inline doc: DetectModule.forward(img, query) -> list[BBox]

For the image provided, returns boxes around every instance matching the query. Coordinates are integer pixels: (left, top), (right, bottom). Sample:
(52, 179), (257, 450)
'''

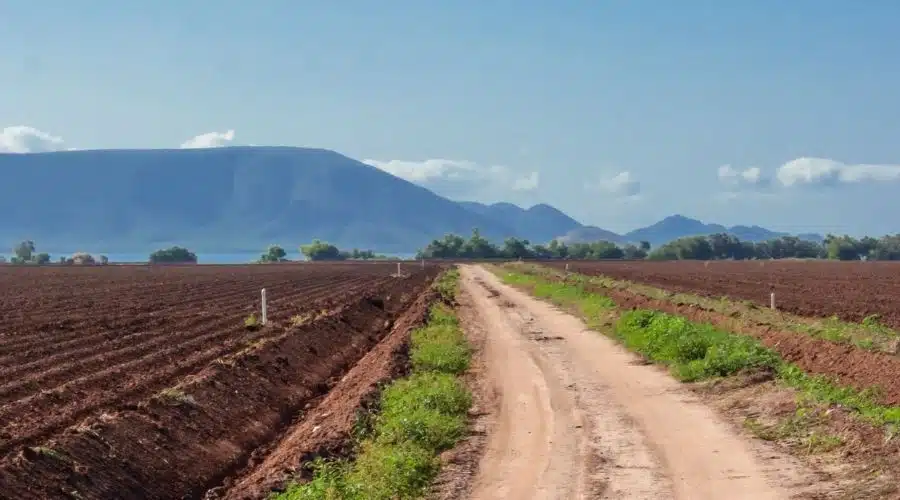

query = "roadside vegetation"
(513, 264), (900, 354)
(494, 264), (900, 482)
(277, 268), (471, 500)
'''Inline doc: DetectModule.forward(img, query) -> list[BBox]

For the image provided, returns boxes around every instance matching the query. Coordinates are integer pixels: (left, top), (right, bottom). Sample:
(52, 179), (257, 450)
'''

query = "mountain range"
(558, 215), (824, 247)
(0, 146), (822, 253)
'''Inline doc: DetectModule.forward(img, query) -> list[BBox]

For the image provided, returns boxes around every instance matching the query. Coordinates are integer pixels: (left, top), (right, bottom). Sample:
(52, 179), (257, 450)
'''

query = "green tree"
(501, 237), (532, 259)
(259, 245), (288, 263)
(824, 235), (863, 261)
(547, 239), (569, 259)
(622, 244), (647, 259)
(33, 253), (51, 265)
(300, 240), (345, 261)
(416, 233), (467, 259)
(149, 246), (198, 264)
(530, 244), (554, 259)
(639, 240), (651, 252)
(13, 240), (35, 262)
(463, 228), (498, 258)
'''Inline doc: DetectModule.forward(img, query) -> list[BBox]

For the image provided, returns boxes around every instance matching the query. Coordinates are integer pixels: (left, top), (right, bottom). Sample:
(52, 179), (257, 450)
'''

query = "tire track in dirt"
(461, 265), (816, 499)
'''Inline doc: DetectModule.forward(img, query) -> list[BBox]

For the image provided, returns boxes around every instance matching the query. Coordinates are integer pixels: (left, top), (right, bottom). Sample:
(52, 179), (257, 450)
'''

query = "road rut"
(459, 264), (816, 500)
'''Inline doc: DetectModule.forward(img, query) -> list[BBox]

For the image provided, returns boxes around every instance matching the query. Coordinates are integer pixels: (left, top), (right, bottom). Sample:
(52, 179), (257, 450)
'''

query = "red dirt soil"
(212, 287), (440, 499)
(594, 284), (900, 405)
(544, 260), (900, 329)
(0, 262), (441, 499)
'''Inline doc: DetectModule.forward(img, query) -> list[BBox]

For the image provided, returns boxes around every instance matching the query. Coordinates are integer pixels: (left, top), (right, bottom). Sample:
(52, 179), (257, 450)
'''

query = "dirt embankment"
(544, 260), (900, 330)
(588, 281), (900, 406)
(0, 275), (439, 499)
(211, 286), (440, 499)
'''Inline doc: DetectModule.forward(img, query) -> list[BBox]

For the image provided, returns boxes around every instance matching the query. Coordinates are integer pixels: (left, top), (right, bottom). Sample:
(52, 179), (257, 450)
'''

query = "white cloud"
(0, 126), (70, 153)
(717, 165), (770, 189)
(587, 171), (641, 198)
(777, 157), (900, 187)
(180, 129), (237, 149)
(512, 171), (540, 191)
(362, 158), (539, 199)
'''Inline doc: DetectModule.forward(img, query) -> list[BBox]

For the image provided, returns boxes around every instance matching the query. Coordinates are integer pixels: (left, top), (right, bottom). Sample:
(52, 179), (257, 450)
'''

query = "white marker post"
(397, 262), (402, 276)
(770, 292), (775, 310)
(421, 259), (425, 269)
(565, 263), (570, 272)
(261, 288), (268, 326)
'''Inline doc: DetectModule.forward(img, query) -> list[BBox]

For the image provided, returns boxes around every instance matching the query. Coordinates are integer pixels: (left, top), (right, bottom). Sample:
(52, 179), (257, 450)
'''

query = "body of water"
(2, 251), (418, 264)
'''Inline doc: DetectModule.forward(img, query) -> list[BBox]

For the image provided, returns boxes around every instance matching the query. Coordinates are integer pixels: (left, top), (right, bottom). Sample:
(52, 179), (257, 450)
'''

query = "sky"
(3, 0), (900, 236)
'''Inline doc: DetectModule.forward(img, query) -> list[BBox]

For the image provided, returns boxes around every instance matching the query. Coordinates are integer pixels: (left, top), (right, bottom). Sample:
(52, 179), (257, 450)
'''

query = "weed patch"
(615, 310), (780, 382)
(277, 267), (471, 500)
(244, 313), (261, 331)
(432, 268), (460, 303)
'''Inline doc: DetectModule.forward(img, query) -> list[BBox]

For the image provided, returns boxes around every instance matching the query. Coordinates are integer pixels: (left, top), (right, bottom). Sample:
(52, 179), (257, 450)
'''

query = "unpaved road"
(458, 265), (818, 500)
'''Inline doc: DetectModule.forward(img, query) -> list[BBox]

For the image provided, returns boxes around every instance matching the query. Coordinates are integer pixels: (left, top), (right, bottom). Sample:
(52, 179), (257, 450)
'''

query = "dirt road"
(458, 265), (818, 500)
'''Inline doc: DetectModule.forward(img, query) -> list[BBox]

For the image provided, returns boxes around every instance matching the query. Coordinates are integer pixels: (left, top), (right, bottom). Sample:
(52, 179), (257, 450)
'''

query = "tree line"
(413, 229), (900, 261)
(8, 231), (898, 265)
(259, 241), (390, 262)
(1, 241), (109, 265)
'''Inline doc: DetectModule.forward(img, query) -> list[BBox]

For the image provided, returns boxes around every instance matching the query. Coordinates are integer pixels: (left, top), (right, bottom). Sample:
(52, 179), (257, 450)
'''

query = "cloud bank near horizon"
(717, 157), (900, 192)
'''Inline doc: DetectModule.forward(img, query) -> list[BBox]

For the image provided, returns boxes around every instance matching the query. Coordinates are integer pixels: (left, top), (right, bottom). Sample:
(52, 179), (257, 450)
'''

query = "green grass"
(410, 306), (470, 375)
(276, 267), (471, 500)
(494, 266), (900, 431)
(616, 309), (780, 382)
(432, 267), (460, 302)
(505, 263), (900, 354)
(499, 271), (615, 328)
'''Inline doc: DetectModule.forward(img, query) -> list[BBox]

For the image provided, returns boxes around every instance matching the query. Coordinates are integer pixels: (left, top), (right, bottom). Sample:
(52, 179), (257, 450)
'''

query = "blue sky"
(3, 1), (900, 236)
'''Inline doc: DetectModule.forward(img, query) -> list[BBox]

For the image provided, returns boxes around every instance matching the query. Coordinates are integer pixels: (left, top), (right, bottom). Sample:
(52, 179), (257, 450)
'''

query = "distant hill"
(458, 201), (582, 243)
(0, 147), (826, 253)
(0, 147), (573, 253)
(558, 215), (823, 246)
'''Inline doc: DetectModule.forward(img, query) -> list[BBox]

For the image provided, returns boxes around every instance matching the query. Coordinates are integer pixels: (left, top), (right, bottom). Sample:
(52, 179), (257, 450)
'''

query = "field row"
(0, 263), (440, 468)
(546, 260), (900, 329)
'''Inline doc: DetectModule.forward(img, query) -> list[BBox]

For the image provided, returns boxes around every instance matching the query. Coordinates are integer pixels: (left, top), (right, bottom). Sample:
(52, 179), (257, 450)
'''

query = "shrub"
(149, 246), (197, 264)
(300, 240), (345, 261)
(259, 245), (288, 263)
(616, 309), (779, 382)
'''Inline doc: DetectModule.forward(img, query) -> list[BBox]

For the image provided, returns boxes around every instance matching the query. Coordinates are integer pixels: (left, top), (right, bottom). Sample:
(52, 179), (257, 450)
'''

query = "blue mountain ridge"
(0, 146), (822, 253)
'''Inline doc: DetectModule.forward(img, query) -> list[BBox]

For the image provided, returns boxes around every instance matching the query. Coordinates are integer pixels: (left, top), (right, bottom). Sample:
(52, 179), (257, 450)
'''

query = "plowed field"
(0, 262), (442, 499)
(546, 260), (900, 329)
